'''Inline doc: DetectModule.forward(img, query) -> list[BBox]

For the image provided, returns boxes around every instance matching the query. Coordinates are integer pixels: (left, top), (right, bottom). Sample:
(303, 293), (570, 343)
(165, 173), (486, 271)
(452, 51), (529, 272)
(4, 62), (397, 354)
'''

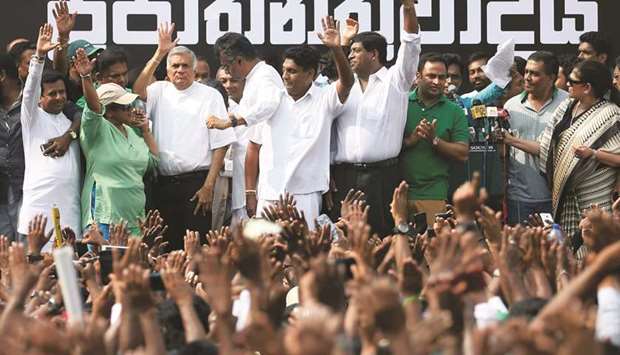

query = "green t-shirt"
(401, 90), (469, 200)
(79, 105), (158, 235)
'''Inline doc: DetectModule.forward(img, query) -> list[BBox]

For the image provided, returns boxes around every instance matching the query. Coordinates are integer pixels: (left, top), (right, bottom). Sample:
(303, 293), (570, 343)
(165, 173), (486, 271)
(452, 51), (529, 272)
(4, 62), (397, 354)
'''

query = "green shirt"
(401, 90), (469, 200)
(79, 106), (158, 235)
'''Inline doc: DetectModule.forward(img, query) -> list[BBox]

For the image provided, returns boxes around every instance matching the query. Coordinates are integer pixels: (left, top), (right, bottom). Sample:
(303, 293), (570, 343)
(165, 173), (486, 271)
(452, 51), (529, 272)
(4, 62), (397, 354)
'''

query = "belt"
(338, 158), (399, 170)
(158, 170), (209, 184)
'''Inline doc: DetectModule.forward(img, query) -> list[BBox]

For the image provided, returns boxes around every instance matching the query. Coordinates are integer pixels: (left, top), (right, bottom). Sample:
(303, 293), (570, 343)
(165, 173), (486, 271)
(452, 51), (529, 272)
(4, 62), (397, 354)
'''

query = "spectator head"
(500, 57), (527, 105)
(282, 45), (320, 100)
(0, 53), (20, 93)
(524, 51), (559, 98)
(195, 56), (211, 82)
(216, 66), (244, 104)
(203, 78), (229, 109)
(568, 60), (612, 101)
(509, 298), (548, 321)
(166, 46), (197, 91)
(555, 54), (578, 91)
(416, 53), (448, 99)
(39, 70), (67, 115)
(513, 56), (527, 77)
(467, 52), (491, 92)
(96, 82), (139, 123)
(8, 40), (35, 82)
(157, 297), (211, 351)
(6, 38), (29, 52)
(176, 340), (219, 355)
(349, 32), (388, 76)
(578, 31), (612, 65)
(95, 48), (129, 88)
(443, 53), (465, 94)
(613, 56), (620, 92)
(67, 39), (103, 62)
(214, 32), (257, 81)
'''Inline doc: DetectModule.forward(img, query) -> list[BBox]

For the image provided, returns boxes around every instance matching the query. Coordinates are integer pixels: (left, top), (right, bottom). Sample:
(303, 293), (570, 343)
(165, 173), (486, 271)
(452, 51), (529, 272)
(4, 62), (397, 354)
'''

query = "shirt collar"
(520, 87), (559, 111)
(290, 83), (321, 103)
(410, 88), (447, 108)
(369, 66), (389, 82)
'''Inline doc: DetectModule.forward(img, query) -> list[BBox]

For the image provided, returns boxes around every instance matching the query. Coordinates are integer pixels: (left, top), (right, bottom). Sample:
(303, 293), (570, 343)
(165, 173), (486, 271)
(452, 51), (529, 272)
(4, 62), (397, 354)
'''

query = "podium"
(448, 143), (505, 211)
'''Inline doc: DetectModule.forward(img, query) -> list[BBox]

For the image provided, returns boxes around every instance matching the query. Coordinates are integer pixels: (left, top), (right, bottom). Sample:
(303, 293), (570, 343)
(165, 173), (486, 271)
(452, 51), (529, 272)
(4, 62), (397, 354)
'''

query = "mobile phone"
(426, 228), (436, 238)
(99, 246), (126, 284)
(413, 212), (428, 235)
(75, 242), (89, 257)
(316, 214), (339, 242)
(539, 213), (554, 227)
(435, 211), (453, 220)
(335, 257), (356, 281)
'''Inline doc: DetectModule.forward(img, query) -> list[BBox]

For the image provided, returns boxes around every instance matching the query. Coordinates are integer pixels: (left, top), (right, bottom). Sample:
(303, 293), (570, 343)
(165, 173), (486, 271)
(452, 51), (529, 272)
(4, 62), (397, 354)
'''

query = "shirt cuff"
(401, 30), (421, 43)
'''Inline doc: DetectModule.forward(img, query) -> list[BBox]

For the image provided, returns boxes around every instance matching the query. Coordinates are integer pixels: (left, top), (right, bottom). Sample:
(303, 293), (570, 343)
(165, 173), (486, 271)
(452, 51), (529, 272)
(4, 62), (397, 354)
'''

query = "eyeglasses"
(108, 103), (132, 112)
(567, 77), (586, 86)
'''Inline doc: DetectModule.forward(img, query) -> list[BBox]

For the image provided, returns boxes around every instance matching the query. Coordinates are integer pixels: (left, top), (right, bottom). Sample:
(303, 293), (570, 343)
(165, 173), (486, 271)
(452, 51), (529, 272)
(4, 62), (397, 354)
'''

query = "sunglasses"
(108, 103), (132, 112)
(567, 77), (586, 86)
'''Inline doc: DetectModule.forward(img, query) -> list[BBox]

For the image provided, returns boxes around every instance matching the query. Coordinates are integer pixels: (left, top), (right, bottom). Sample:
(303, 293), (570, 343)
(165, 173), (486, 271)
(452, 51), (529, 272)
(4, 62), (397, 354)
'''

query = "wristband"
(245, 190), (257, 194)
(80, 73), (92, 79)
(31, 54), (45, 63)
(27, 254), (44, 263)
(402, 295), (419, 306)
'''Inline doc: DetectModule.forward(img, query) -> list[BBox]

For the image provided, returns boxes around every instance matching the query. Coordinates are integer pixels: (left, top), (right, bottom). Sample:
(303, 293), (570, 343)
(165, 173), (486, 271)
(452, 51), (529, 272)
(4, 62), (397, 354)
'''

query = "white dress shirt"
(249, 84), (344, 200)
(237, 61), (286, 126)
(18, 60), (81, 246)
(228, 100), (249, 210)
(332, 31), (421, 163)
(146, 81), (236, 176)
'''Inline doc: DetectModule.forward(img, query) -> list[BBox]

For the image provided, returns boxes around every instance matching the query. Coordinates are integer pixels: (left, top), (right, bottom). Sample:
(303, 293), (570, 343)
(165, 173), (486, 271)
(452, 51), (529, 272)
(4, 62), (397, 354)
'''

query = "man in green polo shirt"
(401, 53), (469, 226)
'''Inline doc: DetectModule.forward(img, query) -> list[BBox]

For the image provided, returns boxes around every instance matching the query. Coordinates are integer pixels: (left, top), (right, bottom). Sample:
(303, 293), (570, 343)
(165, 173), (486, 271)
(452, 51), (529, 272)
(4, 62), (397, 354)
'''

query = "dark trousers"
(329, 161), (401, 237)
(154, 171), (212, 251)
(506, 199), (552, 226)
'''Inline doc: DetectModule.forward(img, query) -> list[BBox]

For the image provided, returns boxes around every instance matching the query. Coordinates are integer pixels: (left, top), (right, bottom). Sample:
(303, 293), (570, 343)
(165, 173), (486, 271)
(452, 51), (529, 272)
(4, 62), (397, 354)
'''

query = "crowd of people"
(1, 0), (620, 354)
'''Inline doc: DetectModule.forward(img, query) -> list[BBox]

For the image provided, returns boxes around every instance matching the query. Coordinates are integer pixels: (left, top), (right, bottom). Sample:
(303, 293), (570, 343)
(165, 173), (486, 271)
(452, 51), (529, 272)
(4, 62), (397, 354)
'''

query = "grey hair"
(166, 46), (197, 70)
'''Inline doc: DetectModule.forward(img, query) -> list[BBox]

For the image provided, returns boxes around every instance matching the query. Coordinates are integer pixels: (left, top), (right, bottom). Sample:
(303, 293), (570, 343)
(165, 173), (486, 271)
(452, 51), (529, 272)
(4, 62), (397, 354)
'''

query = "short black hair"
(196, 55), (208, 62)
(177, 340), (219, 355)
(579, 31), (612, 59)
(0, 53), (19, 80)
(527, 51), (560, 77)
(615, 55), (620, 69)
(513, 56), (527, 76)
(204, 78), (229, 109)
(558, 54), (578, 77)
(283, 45), (321, 74)
(351, 31), (388, 65)
(40, 70), (66, 94)
(8, 40), (35, 65)
(214, 32), (257, 61)
(418, 52), (448, 72)
(443, 53), (465, 75)
(157, 296), (211, 351)
(467, 52), (491, 67)
(96, 47), (128, 74)
(574, 60), (612, 99)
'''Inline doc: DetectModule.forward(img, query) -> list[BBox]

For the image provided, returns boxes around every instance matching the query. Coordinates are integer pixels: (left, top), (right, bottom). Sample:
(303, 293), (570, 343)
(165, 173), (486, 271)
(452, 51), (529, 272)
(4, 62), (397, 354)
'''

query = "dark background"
(1, 0), (618, 76)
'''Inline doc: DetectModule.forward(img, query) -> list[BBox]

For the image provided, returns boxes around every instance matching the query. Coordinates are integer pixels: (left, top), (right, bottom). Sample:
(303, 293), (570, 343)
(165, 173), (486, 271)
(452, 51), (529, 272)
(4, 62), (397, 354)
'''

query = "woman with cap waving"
(74, 48), (158, 239)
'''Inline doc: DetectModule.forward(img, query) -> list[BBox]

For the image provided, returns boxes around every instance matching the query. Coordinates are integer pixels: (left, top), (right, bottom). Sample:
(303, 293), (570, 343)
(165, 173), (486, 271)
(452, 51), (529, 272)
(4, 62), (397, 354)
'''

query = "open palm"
(317, 16), (341, 48)
(36, 23), (57, 55)
(74, 48), (96, 76)
(53, 0), (77, 36)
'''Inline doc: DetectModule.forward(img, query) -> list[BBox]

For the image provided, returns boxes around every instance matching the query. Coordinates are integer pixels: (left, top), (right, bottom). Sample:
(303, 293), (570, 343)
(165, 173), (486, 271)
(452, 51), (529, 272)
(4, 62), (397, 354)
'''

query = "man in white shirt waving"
(133, 23), (235, 250)
(242, 16), (354, 226)
(330, 0), (420, 236)
(19, 24), (81, 247)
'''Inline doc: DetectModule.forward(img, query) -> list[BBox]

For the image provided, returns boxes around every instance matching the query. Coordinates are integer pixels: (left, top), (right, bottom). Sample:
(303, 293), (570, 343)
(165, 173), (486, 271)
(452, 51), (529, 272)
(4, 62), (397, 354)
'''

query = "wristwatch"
(230, 115), (238, 127)
(393, 222), (410, 235)
(68, 129), (78, 140)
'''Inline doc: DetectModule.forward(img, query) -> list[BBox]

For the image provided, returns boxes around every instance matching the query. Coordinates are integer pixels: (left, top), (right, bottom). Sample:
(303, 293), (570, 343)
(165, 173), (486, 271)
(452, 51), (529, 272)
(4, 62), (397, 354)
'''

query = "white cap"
(96, 83), (139, 106)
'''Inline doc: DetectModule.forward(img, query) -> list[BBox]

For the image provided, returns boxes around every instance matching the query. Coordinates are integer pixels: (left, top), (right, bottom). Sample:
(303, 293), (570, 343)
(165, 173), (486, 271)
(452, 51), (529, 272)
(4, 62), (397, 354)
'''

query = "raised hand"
(110, 220), (129, 247)
(82, 224), (109, 247)
(183, 230), (200, 258)
(317, 16), (341, 48)
(198, 249), (232, 316)
(74, 47), (96, 77)
(340, 189), (366, 220)
(452, 171), (487, 222)
(26, 214), (51, 256)
(52, 0), (77, 37)
(129, 108), (150, 132)
(341, 17), (359, 46)
(390, 181), (409, 226)
(156, 22), (179, 57)
(36, 23), (58, 57)
(161, 263), (194, 305)
(121, 264), (155, 312)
